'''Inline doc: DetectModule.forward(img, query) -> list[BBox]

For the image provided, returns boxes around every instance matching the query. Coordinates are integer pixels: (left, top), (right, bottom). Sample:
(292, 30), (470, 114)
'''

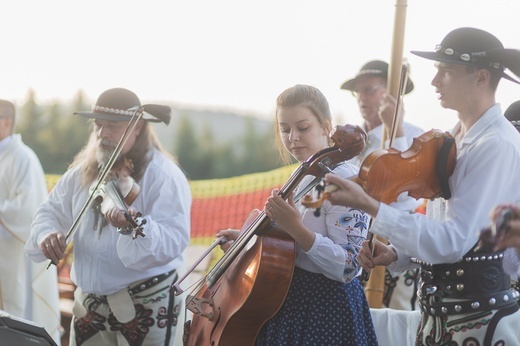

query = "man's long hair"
(70, 121), (173, 187)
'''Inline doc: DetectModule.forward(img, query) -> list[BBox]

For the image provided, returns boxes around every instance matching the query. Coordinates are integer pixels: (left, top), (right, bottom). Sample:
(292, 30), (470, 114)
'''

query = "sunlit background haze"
(1, 0), (519, 132)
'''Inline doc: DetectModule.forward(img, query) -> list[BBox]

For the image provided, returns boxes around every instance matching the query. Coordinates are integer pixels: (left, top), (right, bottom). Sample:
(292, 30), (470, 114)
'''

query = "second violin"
(303, 129), (456, 209)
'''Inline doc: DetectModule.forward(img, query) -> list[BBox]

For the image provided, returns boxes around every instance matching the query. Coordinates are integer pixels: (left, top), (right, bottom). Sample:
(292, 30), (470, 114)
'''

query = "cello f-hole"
(209, 309), (222, 346)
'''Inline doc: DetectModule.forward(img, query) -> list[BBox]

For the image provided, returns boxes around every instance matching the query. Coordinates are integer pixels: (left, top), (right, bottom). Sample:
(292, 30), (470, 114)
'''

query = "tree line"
(13, 90), (286, 180)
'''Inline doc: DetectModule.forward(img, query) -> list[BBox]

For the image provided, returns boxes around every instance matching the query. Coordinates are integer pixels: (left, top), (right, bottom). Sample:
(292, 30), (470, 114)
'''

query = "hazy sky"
(1, 0), (519, 132)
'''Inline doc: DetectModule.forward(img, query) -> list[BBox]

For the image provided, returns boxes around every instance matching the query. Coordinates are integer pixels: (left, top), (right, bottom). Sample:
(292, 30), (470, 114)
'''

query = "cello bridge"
(186, 295), (215, 321)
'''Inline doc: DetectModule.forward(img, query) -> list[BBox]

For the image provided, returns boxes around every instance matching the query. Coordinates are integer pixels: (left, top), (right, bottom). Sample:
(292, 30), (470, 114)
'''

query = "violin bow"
(388, 62), (410, 148)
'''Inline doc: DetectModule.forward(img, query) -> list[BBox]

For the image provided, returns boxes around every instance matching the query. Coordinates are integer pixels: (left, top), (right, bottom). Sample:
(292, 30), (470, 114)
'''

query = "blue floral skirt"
(256, 267), (378, 346)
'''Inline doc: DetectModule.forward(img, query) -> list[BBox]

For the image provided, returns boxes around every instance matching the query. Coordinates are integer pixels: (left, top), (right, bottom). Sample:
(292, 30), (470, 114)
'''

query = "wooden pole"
(364, 0), (408, 309)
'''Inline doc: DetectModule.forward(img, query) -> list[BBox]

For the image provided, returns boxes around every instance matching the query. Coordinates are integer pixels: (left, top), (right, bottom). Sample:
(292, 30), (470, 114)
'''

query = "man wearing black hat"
(327, 27), (520, 344)
(25, 88), (192, 346)
(341, 60), (424, 312)
(341, 60), (424, 166)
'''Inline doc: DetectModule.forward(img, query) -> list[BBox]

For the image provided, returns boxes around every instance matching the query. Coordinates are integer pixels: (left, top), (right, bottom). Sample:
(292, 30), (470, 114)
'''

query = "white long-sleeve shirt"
(370, 104), (520, 272)
(296, 162), (371, 283)
(25, 148), (192, 295)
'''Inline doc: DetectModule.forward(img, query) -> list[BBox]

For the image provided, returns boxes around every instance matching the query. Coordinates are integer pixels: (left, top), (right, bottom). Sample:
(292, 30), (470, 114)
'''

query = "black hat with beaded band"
(74, 88), (171, 125)
(504, 100), (520, 132)
(410, 27), (520, 85)
(340, 60), (415, 94)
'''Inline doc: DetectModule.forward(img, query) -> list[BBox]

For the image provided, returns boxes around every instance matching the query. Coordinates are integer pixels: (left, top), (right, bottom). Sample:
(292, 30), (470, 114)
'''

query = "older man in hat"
(341, 60), (424, 166)
(326, 27), (520, 344)
(25, 88), (191, 346)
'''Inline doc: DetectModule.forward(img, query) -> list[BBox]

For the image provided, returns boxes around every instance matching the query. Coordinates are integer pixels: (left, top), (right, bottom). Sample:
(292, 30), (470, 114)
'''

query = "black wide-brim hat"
(74, 88), (171, 124)
(505, 100), (520, 122)
(410, 27), (519, 84)
(340, 60), (414, 94)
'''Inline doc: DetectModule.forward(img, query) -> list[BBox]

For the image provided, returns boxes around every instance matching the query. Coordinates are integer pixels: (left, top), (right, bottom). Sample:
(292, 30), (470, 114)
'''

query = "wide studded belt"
(413, 248), (520, 316)
(420, 288), (520, 316)
(129, 269), (177, 296)
(414, 251), (510, 299)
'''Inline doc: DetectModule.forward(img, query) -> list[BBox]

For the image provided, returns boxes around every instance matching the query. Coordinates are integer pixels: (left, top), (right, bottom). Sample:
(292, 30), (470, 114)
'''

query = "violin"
(92, 157), (146, 239)
(302, 129), (457, 209)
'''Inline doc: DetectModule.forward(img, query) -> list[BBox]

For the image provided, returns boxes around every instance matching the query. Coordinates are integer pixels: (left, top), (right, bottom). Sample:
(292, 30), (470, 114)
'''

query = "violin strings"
(105, 180), (129, 212)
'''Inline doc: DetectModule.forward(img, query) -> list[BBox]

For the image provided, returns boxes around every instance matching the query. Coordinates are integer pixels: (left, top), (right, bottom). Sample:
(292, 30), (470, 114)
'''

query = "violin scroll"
(301, 182), (339, 209)
(119, 211), (147, 239)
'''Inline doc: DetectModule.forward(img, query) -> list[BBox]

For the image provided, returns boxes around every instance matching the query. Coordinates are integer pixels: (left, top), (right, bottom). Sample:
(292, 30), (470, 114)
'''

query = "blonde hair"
(274, 84), (333, 164)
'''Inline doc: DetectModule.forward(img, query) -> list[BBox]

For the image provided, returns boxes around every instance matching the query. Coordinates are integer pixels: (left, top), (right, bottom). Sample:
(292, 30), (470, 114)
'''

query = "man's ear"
(477, 68), (491, 87)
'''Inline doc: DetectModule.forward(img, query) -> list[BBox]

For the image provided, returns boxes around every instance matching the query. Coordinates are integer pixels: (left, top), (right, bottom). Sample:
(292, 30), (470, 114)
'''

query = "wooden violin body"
(93, 157), (140, 213)
(302, 129), (456, 207)
(91, 157), (146, 238)
(356, 129), (456, 204)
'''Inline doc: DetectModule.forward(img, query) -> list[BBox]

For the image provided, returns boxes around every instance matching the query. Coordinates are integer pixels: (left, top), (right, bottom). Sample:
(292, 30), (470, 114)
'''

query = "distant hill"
(151, 106), (274, 152)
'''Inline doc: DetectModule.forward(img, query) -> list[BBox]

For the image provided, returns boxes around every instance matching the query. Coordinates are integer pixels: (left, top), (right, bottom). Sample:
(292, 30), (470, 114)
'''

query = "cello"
(175, 124), (367, 346)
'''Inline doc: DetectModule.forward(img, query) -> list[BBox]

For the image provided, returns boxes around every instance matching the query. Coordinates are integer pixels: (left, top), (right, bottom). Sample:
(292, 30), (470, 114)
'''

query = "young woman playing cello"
(218, 84), (378, 345)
